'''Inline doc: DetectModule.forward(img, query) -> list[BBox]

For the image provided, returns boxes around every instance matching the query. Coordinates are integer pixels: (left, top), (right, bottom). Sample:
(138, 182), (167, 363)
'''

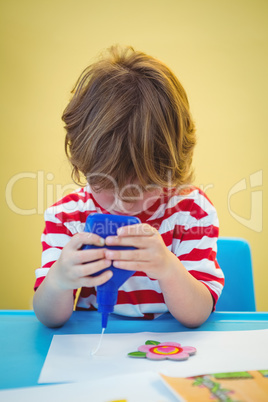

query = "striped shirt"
(35, 185), (224, 318)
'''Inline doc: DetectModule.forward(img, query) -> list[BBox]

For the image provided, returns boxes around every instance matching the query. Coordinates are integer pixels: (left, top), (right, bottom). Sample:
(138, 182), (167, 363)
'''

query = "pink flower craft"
(128, 340), (196, 361)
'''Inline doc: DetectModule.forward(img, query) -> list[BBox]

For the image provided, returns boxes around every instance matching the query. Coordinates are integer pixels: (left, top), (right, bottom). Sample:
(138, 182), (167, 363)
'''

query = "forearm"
(158, 253), (214, 328)
(33, 264), (74, 328)
(33, 232), (114, 327)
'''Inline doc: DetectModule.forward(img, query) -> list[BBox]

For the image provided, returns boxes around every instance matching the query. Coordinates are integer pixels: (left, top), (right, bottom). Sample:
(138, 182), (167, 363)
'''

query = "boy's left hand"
(104, 223), (176, 281)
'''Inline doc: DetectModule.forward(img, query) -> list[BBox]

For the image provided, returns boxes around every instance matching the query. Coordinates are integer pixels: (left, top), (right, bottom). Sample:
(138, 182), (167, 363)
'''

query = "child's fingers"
(116, 223), (157, 237)
(112, 260), (144, 271)
(105, 232), (160, 248)
(73, 247), (106, 265)
(69, 232), (105, 250)
(76, 258), (112, 278)
(81, 269), (113, 288)
(105, 248), (149, 262)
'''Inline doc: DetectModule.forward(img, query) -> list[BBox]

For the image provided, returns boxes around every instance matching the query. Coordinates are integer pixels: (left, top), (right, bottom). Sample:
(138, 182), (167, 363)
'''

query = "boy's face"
(91, 184), (162, 216)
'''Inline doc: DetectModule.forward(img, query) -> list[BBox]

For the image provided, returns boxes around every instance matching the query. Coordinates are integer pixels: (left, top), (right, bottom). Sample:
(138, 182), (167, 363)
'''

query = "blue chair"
(216, 237), (256, 311)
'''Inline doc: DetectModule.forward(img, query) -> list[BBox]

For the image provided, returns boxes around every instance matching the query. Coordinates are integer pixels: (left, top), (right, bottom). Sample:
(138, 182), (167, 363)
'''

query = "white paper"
(39, 329), (268, 384)
(0, 372), (181, 402)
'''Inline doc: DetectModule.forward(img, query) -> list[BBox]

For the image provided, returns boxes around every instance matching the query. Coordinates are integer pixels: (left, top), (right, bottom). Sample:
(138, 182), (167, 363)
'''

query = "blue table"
(1, 310), (268, 390)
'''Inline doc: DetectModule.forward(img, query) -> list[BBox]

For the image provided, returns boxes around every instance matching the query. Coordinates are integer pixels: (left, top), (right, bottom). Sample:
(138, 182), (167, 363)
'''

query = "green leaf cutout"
(214, 371), (252, 379)
(128, 351), (147, 358)
(145, 340), (160, 345)
(259, 370), (268, 377)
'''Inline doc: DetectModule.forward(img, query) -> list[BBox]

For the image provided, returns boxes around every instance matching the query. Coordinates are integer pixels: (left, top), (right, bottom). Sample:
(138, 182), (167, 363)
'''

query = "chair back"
(216, 237), (256, 311)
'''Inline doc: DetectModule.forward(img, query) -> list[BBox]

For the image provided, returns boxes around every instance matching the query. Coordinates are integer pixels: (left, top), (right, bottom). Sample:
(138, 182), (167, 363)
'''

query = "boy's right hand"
(50, 232), (113, 291)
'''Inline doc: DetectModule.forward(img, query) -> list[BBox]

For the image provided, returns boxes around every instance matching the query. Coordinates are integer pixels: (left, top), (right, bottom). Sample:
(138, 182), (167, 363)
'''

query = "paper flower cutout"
(128, 340), (196, 361)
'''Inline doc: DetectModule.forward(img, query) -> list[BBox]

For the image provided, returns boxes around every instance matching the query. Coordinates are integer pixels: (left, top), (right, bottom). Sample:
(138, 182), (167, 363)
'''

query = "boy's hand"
(105, 224), (177, 281)
(50, 232), (112, 291)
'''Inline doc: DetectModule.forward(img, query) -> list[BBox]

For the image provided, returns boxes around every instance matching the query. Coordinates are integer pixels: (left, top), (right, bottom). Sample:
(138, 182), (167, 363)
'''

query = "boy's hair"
(63, 45), (196, 192)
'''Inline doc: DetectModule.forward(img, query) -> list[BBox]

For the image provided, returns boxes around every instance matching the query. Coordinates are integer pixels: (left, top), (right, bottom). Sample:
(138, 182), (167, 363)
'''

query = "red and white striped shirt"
(35, 185), (224, 318)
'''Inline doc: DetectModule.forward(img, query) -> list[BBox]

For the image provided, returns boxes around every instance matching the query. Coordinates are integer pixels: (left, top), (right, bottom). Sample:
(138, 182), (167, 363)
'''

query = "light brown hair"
(63, 45), (196, 192)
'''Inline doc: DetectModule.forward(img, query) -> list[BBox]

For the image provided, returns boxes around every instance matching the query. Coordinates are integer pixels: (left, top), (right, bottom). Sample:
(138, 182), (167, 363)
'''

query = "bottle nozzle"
(101, 312), (109, 329)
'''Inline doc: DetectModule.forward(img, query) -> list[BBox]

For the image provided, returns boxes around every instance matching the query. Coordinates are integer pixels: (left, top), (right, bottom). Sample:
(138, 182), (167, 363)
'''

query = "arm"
(33, 232), (112, 328)
(105, 224), (214, 328)
(157, 251), (214, 327)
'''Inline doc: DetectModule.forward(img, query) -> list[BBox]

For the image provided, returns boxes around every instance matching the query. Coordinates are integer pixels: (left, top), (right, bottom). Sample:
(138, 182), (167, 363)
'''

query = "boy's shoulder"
(165, 185), (217, 219)
(44, 185), (95, 219)
(170, 185), (215, 206)
(52, 185), (90, 205)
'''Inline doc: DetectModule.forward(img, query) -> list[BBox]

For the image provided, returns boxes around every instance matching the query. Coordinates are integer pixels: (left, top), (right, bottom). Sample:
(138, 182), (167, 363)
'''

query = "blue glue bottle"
(82, 213), (140, 331)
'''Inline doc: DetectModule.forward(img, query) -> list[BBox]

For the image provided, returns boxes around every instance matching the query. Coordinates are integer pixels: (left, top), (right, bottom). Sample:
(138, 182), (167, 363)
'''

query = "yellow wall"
(1, 0), (267, 310)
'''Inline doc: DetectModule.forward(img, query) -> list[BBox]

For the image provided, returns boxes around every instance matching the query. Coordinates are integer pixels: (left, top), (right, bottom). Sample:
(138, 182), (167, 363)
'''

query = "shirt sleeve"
(34, 205), (74, 291)
(173, 190), (225, 310)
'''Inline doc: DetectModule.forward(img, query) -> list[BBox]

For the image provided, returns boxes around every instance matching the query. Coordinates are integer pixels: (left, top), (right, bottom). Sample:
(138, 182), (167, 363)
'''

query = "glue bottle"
(82, 213), (140, 330)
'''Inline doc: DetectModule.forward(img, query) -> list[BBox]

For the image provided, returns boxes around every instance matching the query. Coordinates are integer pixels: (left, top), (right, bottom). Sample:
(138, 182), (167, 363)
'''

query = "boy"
(33, 45), (224, 328)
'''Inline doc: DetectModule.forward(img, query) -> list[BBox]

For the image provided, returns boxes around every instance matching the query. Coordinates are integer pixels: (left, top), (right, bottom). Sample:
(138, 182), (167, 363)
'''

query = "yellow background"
(1, 0), (267, 310)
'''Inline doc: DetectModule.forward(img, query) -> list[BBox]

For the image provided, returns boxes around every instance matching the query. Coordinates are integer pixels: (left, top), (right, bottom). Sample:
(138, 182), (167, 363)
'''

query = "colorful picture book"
(161, 370), (268, 401)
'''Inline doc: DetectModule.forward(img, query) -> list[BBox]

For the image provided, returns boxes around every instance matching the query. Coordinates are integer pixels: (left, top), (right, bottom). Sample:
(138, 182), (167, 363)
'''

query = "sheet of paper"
(39, 329), (268, 384)
(0, 372), (180, 402)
